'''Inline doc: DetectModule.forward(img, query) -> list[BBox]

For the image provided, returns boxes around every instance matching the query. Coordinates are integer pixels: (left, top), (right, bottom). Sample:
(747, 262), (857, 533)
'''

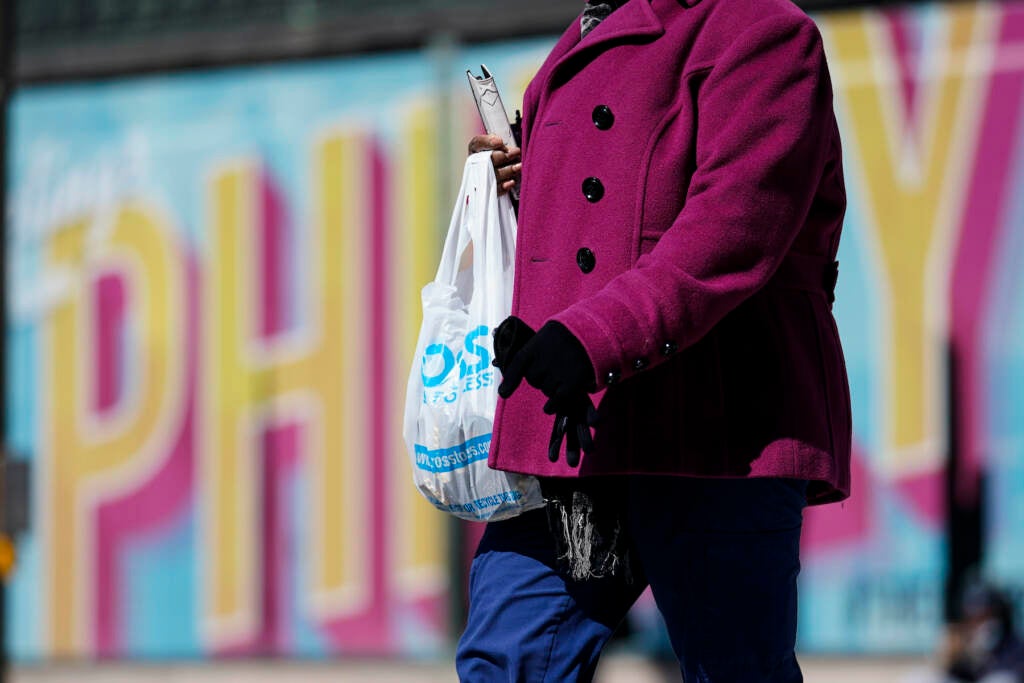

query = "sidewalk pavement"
(11, 654), (933, 682)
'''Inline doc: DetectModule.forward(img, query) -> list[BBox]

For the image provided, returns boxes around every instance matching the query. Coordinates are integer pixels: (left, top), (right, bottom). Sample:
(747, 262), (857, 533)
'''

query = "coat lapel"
(533, 0), (664, 126)
(553, 0), (664, 76)
(521, 18), (582, 147)
(523, 0), (665, 148)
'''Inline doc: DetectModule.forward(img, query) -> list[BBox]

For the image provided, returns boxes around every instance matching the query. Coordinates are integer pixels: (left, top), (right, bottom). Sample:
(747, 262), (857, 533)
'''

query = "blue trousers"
(456, 476), (807, 682)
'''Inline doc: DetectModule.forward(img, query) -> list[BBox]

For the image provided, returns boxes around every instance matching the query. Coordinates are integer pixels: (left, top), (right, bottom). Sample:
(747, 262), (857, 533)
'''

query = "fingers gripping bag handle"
(403, 152), (543, 522)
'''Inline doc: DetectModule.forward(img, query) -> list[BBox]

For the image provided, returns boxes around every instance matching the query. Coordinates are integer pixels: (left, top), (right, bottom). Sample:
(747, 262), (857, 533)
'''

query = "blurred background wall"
(1, 0), (1024, 664)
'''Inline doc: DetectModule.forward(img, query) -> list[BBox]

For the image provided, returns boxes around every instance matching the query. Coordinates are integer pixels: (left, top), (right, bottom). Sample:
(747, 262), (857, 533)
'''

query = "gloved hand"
(497, 320), (597, 415)
(548, 404), (596, 468)
(492, 316), (536, 373)
(492, 317), (597, 468)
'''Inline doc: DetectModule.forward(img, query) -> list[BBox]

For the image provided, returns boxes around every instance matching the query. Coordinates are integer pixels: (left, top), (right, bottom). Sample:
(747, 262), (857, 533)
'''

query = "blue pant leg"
(456, 507), (644, 683)
(626, 477), (807, 683)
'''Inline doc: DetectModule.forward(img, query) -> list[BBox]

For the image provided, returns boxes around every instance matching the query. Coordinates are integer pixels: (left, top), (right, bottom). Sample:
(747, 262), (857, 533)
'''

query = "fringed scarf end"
(544, 482), (633, 582)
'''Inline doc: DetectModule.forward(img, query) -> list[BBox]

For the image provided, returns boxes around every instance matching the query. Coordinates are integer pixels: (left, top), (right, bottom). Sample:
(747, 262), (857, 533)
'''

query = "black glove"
(548, 404), (596, 468)
(497, 320), (597, 415)
(492, 317), (597, 467)
(492, 316), (536, 373)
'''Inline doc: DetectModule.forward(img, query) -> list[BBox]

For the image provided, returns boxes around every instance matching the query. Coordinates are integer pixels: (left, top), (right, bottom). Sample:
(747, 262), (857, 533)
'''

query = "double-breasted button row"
(583, 102), (620, 385)
(582, 105), (613, 203)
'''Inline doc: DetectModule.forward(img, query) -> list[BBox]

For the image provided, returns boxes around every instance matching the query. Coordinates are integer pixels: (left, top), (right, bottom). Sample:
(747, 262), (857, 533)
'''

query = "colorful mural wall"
(3, 44), (551, 659)
(979, 1), (1024, 625)
(802, 0), (1024, 651)
(4, 0), (1024, 659)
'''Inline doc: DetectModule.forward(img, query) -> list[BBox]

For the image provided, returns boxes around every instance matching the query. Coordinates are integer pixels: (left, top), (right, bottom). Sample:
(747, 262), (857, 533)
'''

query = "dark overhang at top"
(12, 0), (906, 84)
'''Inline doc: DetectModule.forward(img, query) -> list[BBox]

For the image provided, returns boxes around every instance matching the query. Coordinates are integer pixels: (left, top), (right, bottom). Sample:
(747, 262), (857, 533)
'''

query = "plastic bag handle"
(434, 201), (470, 287)
(434, 154), (490, 286)
(435, 152), (516, 291)
(467, 167), (515, 321)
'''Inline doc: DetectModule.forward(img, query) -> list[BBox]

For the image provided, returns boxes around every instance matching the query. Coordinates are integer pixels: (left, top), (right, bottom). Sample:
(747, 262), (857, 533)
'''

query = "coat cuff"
(551, 302), (680, 392)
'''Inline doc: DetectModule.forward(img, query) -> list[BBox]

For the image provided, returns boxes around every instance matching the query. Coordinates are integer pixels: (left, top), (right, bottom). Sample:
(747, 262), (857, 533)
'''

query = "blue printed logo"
(421, 326), (494, 404)
(421, 343), (456, 388)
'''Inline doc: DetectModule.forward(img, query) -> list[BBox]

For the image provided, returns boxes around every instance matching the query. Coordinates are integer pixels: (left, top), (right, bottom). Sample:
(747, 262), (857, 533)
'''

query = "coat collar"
(522, 0), (704, 147)
(552, 0), (665, 77)
(526, 0), (664, 127)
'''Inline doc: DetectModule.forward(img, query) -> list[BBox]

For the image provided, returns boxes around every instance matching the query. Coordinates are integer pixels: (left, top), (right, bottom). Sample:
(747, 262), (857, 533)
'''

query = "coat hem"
(488, 451), (849, 506)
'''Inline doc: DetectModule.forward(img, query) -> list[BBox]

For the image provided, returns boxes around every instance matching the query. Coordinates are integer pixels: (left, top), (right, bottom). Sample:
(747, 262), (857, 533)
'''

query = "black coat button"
(633, 358), (648, 371)
(582, 177), (605, 203)
(592, 105), (614, 130)
(661, 341), (679, 356)
(576, 247), (596, 274)
(605, 370), (621, 385)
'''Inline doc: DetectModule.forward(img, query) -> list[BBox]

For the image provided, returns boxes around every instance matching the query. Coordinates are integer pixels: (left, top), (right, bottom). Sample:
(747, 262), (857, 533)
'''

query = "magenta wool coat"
(488, 0), (851, 503)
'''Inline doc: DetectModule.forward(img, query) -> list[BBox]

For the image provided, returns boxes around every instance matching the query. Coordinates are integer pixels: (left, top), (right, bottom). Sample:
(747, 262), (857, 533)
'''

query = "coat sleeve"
(550, 12), (837, 391)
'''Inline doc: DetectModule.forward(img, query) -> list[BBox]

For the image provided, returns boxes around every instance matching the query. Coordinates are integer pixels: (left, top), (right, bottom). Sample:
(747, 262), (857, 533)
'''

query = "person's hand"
(492, 316), (536, 373)
(468, 134), (521, 195)
(547, 401), (596, 468)
(497, 321), (596, 415)
(492, 316), (595, 467)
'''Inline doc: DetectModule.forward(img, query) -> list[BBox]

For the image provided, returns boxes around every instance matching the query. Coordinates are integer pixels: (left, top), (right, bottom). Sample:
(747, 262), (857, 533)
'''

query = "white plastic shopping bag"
(403, 152), (544, 522)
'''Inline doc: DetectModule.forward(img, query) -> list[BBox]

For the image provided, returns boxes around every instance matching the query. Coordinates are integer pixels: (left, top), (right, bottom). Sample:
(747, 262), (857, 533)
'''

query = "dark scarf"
(581, 0), (628, 38)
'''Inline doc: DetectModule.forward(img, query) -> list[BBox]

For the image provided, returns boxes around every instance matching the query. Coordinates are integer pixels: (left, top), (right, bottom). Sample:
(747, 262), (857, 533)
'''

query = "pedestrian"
(458, 0), (850, 679)
(944, 582), (1024, 683)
